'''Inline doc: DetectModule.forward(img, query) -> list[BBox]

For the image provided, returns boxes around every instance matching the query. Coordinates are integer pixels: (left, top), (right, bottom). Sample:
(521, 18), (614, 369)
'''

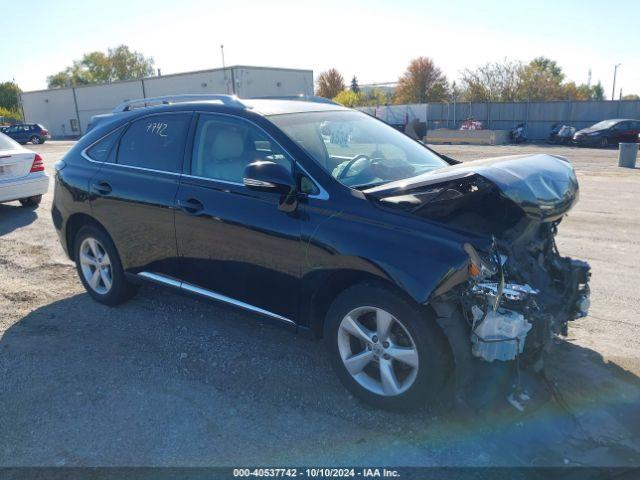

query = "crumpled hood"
(364, 154), (580, 222)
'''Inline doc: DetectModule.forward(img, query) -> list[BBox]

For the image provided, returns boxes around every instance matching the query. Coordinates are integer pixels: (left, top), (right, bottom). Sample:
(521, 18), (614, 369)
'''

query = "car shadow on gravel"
(0, 203), (38, 236)
(0, 288), (639, 468)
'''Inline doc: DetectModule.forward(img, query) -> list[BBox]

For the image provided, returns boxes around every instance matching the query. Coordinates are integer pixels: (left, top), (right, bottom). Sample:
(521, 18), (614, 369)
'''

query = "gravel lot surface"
(0, 141), (638, 468)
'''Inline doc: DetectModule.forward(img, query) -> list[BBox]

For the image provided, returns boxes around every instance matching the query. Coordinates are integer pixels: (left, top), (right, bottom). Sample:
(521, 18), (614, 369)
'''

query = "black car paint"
(52, 102), (576, 337)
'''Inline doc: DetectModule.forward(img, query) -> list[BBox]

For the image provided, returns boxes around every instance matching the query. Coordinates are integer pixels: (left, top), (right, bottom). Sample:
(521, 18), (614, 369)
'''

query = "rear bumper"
(0, 173), (49, 203)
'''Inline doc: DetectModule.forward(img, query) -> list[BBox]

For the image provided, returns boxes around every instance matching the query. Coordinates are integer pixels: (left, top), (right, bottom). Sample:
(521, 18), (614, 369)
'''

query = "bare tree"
(395, 57), (449, 104)
(459, 60), (522, 102)
(316, 69), (345, 99)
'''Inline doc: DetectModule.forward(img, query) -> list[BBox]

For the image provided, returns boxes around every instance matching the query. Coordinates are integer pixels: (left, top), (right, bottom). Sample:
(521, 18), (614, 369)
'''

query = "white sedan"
(0, 132), (49, 207)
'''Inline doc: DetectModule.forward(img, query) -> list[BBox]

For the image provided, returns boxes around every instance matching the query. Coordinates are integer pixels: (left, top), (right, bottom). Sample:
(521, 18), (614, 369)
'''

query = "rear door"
(174, 113), (303, 321)
(612, 121), (631, 144)
(89, 112), (193, 275)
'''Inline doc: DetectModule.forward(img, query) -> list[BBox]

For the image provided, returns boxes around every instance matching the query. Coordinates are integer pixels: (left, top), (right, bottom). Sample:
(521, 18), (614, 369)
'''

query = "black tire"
(30, 135), (42, 145)
(18, 195), (42, 207)
(324, 283), (449, 411)
(74, 225), (139, 306)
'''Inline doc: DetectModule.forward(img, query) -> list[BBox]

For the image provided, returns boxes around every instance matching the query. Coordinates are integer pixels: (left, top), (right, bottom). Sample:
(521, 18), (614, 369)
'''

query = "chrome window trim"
(137, 271), (295, 326)
(190, 112), (329, 200)
(181, 174), (244, 187)
(81, 111), (192, 175)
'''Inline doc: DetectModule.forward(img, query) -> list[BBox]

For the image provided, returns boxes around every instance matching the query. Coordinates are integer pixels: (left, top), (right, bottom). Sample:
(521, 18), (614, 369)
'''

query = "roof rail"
(252, 94), (340, 105)
(113, 94), (246, 113)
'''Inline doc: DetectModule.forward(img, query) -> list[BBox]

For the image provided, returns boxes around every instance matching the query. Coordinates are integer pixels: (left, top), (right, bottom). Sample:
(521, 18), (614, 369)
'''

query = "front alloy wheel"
(325, 284), (448, 410)
(338, 306), (419, 396)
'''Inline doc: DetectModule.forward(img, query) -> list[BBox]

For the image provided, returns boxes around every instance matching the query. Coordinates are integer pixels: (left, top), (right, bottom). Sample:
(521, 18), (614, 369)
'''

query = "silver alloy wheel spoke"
(387, 345), (419, 368)
(100, 268), (112, 291)
(87, 238), (99, 259)
(379, 359), (401, 395)
(80, 251), (97, 267)
(341, 315), (373, 344)
(90, 268), (101, 289)
(343, 350), (375, 375)
(376, 309), (394, 342)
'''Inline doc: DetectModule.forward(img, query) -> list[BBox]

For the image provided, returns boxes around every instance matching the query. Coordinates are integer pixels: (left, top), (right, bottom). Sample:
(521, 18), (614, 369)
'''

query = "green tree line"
(318, 56), (623, 107)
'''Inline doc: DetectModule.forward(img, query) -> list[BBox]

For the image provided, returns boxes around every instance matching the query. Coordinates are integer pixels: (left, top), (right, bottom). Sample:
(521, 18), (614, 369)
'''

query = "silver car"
(0, 132), (49, 207)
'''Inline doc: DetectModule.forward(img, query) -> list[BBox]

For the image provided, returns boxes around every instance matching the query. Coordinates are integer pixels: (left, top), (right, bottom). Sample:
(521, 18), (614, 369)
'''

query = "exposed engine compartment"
(368, 153), (591, 409)
(460, 220), (591, 365)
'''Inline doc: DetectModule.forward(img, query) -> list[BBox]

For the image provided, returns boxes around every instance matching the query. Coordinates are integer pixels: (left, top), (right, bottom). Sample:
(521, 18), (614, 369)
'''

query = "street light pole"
(612, 63), (621, 101)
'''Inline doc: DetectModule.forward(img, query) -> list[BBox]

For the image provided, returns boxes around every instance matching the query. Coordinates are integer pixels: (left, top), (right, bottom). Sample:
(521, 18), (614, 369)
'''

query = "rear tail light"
(30, 154), (44, 172)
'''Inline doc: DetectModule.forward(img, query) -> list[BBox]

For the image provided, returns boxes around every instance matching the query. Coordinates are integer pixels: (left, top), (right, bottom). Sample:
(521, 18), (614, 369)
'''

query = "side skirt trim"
(137, 271), (296, 326)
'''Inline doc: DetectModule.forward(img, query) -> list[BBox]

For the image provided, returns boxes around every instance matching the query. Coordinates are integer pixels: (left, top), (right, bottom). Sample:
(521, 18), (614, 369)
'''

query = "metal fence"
(356, 100), (640, 140)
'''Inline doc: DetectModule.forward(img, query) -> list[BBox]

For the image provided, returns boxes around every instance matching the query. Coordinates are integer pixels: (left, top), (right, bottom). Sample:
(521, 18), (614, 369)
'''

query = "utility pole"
(612, 64), (621, 101)
(221, 44), (230, 94)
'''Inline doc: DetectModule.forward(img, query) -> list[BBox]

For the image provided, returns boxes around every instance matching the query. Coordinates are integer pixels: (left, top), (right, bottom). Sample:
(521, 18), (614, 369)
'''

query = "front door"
(174, 113), (303, 321)
(89, 112), (192, 275)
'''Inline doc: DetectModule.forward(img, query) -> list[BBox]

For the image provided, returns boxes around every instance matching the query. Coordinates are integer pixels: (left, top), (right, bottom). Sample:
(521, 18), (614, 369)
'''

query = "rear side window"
(86, 126), (124, 162)
(117, 113), (191, 172)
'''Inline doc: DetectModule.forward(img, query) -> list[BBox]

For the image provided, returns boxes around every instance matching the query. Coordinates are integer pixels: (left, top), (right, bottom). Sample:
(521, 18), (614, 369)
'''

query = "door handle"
(92, 181), (112, 195)
(178, 198), (204, 215)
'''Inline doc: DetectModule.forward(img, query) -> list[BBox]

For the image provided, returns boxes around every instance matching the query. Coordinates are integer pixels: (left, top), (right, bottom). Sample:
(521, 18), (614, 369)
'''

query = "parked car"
(573, 119), (640, 147)
(52, 95), (591, 410)
(0, 132), (48, 207)
(3, 123), (50, 145)
(0, 125), (9, 133)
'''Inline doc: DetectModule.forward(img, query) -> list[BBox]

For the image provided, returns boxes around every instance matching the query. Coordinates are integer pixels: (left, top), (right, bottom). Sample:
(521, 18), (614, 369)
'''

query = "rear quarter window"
(85, 126), (125, 162)
(116, 113), (191, 172)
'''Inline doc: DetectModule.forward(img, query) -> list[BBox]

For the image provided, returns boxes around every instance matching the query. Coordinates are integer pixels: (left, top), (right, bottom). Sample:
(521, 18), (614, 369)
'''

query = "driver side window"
(191, 115), (292, 184)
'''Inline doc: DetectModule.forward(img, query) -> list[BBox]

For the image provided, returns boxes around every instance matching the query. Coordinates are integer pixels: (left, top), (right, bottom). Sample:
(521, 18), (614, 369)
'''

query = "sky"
(1, 0), (638, 98)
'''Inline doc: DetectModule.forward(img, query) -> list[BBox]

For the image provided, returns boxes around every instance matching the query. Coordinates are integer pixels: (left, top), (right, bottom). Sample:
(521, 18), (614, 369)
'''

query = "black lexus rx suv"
(52, 95), (590, 410)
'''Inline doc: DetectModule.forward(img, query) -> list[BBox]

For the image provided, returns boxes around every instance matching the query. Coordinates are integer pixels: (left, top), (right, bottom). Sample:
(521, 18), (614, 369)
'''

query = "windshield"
(590, 120), (617, 130)
(268, 111), (448, 188)
(0, 132), (19, 151)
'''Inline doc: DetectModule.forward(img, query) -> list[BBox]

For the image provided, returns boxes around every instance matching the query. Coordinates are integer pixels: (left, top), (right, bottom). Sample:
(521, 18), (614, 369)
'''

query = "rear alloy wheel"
(74, 226), (139, 305)
(19, 195), (42, 207)
(30, 135), (42, 145)
(324, 284), (448, 410)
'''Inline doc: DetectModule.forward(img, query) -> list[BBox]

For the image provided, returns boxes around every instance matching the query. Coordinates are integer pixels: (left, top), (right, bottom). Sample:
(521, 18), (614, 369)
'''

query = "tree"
(350, 76), (360, 93)
(516, 57), (565, 101)
(0, 81), (22, 113)
(459, 60), (522, 102)
(622, 93), (640, 101)
(333, 90), (364, 107)
(0, 107), (21, 122)
(591, 82), (605, 101)
(563, 81), (606, 101)
(47, 45), (155, 88)
(395, 57), (449, 104)
(316, 68), (345, 99)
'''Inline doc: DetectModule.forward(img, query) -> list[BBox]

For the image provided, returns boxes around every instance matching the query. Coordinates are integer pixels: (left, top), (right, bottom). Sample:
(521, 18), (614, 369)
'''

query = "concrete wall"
(74, 81), (145, 134)
(20, 66), (313, 138)
(358, 100), (640, 140)
(20, 88), (78, 137)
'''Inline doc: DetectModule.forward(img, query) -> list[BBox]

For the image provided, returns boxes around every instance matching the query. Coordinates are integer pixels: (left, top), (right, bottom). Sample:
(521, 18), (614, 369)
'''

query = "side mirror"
(243, 161), (295, 194)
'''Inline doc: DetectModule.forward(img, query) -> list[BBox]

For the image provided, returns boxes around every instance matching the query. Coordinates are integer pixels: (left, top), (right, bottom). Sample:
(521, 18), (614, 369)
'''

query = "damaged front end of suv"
(366, 153), (591, 407)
